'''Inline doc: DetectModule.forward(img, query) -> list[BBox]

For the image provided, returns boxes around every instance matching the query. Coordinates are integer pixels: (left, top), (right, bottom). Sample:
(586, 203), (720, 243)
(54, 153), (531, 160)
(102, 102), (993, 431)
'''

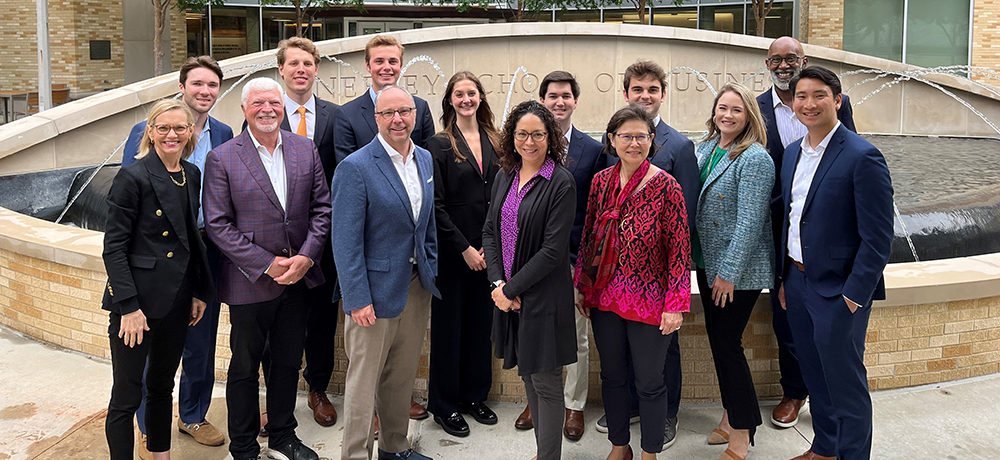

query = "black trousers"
(591, 309), (671, 454)
(302, 276), (339, 392)
(624, 313), (681, 419)
(106, 298), (190, 459)
(523, 367), (564, 460)
(227, 284), (309, 459)
(427, 255), (493, 416)
(697, 269), (763, 432)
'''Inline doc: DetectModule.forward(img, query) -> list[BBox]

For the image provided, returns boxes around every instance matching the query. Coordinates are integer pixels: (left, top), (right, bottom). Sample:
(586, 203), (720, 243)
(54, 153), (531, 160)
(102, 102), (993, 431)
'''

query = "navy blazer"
(122, 116), (234, 167)
(758, 89), (856, 221)
(779, 124), (893, 306)
(330, 137), (441, 319)
(333, 91), (435, 165)
(565, 127), (607, 263)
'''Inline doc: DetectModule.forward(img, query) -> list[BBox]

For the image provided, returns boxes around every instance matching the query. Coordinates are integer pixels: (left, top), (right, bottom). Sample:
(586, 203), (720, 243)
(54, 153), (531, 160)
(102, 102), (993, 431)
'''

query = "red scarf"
(578, 160), (650, 293)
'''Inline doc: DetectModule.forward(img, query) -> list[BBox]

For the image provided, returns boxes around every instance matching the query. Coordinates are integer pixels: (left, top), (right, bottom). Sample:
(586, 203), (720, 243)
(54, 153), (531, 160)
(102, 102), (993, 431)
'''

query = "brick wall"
(3, 246), (999, 404)
(972, 0), (1000, 78)
(804, 0), (844, 50)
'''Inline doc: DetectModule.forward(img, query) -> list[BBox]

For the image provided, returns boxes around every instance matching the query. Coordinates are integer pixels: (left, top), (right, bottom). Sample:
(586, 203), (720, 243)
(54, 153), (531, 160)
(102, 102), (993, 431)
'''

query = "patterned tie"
(296, 106), (307, 137)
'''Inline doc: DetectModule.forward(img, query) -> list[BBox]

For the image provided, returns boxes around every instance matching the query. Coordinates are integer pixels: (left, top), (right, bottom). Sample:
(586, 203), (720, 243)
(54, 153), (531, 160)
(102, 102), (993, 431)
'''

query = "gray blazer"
(695, 138), (775, 290)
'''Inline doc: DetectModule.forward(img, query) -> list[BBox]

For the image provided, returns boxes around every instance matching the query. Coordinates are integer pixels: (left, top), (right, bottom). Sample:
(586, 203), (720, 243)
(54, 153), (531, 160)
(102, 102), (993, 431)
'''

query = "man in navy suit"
(332, 85), (441, 460)
(756, 36), (857, 429)
(333, 35), (435, 167)
(121, 56), (233, 455)
(778, 66), (893, 460)
(273, 36), (342, 429)
(595, 60), (697, 447)
(527, 70), (606, 441)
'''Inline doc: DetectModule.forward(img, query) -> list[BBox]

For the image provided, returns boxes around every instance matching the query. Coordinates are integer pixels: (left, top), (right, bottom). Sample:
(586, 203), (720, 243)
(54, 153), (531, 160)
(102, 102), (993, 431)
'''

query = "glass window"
(555, 9), (601, 22)
(651, 7), (697, 28)
(843, 0), (904, 62)
(210, 6), (251, 60)
(263, 9), (296, 50)
(746, 1), (793, 38)
(699, 5), (744, 34)
(186, 12), (208, 57)
(603, 8), (645, 25)
(905, 0), (970, 68)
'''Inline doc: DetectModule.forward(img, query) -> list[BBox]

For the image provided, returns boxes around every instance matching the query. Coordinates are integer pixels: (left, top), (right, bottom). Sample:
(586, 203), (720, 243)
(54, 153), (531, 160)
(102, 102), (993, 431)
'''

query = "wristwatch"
(491, 279), (504, 289)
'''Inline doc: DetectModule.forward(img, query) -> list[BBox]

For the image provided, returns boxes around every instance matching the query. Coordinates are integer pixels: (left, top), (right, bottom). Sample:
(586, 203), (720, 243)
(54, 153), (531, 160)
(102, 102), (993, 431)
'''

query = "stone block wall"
(973, 0), (1000, 80)
(803, 0), (844, 51)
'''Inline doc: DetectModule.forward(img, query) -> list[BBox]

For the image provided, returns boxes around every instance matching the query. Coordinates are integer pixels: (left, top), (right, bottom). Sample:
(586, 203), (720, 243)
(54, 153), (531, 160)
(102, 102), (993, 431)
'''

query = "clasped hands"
(118, 297), (207, 348)
(491, 282), (521, 312)
(266, 254), (312, 285)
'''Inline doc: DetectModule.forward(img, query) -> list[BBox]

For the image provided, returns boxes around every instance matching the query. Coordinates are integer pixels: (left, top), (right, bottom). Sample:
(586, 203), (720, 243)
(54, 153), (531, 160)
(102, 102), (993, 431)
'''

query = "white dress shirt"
(378, 133), (422, 222)
(248, 130), (287, 211)
(773, 87), (809, 149)
(787, 121), (841, 264)
(563, 124), (574, 149)
(284, 93), (316, 140)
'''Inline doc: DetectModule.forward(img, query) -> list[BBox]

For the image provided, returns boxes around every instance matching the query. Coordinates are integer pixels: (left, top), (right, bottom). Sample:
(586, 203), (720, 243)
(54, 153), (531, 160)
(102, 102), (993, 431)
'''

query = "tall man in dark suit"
(275, 36), (342, 428)
(203, 77), (331, 460)
(332, 85), (440, 460)
(525, 70), (605, 441)
(595, 60), (697, 448)
(332, 33), (435, 420)
(778, 67), (893, 460)
(756, 36), (858, 429)
(121, 56), (233, 455)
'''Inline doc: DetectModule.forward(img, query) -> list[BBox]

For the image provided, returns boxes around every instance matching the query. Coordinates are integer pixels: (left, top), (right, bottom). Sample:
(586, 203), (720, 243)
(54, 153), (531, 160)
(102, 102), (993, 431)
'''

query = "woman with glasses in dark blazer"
(483, 100), (577, 460)
(102, 99), (214, 460)
(427, 71), (503, 437)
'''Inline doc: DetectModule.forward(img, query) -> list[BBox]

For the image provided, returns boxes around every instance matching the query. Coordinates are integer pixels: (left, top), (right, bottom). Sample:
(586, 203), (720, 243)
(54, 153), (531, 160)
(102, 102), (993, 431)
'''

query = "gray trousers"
(523, 367), (565, 460)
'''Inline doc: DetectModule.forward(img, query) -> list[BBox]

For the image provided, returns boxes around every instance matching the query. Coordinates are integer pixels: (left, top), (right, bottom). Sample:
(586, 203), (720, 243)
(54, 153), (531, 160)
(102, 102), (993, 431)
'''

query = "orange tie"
(296, 106), (308, 137)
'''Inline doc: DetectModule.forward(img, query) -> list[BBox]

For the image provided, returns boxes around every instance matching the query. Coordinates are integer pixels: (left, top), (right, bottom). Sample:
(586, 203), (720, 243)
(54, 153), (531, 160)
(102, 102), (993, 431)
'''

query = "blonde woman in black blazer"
(102, 99), (214, 460)
(427, 72), (503, 437)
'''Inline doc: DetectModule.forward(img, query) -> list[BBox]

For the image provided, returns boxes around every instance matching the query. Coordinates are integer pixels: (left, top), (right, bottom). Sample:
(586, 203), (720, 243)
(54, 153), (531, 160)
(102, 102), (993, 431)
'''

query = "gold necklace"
(169, 168), (187, 187)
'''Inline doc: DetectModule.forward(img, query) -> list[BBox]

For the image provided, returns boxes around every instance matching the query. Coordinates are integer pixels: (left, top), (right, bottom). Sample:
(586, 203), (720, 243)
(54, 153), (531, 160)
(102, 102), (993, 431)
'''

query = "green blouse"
(692, 145), (728, 269)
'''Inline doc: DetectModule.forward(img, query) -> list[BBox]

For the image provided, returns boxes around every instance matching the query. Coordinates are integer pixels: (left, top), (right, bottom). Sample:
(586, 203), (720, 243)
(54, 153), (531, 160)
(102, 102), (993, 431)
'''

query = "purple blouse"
(500, 157), (556, 280)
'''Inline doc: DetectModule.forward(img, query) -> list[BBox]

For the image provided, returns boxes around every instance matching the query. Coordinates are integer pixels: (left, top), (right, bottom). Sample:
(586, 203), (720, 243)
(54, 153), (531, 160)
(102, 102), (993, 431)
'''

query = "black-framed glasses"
(514, 130), (547, 142)
(614, 133), (651, 145)
(375, 107), (415, 119)
(767, 55), (803, 66)
(153, 124), (191, 135)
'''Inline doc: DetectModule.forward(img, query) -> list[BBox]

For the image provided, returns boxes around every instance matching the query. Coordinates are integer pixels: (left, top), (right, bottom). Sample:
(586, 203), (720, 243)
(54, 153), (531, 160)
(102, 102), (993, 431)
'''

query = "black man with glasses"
(756, 36), (856, 430)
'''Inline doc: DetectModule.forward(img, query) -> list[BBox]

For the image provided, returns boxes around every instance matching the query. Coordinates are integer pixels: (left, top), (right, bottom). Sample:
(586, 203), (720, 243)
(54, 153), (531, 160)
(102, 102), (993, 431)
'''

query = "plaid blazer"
(203, 129), (332, 305)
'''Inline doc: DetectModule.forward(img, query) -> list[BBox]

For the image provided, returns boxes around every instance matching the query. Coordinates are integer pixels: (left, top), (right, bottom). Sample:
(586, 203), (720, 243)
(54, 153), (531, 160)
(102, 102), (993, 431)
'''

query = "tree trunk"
(637, 0), (646, 25)
(295, 0), (304, 37)
(152, 0), (171, 77)
(753, 0), (775, 37)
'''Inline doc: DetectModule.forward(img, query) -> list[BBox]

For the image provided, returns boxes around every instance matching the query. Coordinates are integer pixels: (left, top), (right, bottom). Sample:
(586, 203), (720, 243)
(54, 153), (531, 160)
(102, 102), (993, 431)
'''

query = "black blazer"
(482, 164), (577, 376)
(102, 154), (214, 318)
(565, 127), (607, 264)
(429, 127), (500, 257)
(333, 91), (435, 165)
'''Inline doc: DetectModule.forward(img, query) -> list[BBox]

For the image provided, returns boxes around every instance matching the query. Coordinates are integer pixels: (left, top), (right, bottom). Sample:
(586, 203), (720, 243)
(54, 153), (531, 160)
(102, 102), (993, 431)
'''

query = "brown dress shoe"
(410, 399), (429, 420)
(259, 412), (269, 437)
(308, 390), (338, 426)
(790, 449), (835, 460)
(514, 405), (533, 430)
(563, 409), (585, 441)
(771, 397), (807, 428)
(136, 428), (152, 460)
(178, 418), (226, 446)
(374, 414), (380, 439)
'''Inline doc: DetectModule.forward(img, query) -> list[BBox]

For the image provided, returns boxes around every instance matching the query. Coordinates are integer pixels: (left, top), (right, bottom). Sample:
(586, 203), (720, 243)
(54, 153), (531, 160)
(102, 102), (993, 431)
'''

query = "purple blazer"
(203, 129), (332, 305)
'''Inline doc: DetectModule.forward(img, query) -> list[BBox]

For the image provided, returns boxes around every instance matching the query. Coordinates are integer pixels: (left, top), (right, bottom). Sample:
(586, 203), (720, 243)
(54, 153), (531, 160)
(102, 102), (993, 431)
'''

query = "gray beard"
(771, 71), (791, 91)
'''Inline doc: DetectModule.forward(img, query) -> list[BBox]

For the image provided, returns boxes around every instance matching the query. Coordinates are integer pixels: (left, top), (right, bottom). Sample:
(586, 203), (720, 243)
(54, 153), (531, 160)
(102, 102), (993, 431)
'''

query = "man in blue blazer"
(331, 85), (441, 460)
(601, 60), (697, 447)
(779, 67), (893, 460)
(756, 36), (858, 429)
(534, 70), (607, 440)
(333, 35), (435, 167)
(121, 56), (233, 452)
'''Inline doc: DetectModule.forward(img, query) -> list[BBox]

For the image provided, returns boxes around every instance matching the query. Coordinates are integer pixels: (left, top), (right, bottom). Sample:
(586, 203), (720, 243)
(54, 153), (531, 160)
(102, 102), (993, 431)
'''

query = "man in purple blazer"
(203, 77), (331, 460)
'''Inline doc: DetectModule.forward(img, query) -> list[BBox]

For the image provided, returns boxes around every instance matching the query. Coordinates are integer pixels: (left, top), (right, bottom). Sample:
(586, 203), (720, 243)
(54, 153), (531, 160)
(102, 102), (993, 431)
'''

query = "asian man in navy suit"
(756, 37), (857, 429)
(778, 66), (893, 460)
(121, 56), (233, 454)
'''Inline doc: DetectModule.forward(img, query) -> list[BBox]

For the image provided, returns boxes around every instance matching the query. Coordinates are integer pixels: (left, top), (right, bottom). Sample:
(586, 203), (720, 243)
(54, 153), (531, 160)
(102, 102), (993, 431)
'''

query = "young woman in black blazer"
(427, 72), (503, 437)
(483, 100), (577, 460)
(102, 99), (214, 460)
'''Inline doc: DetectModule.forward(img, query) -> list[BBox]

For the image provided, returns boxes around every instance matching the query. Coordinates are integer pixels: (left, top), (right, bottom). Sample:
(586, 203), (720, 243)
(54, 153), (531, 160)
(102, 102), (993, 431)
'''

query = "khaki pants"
(563, 264), (590, 410)
(341, 272), (432, 460)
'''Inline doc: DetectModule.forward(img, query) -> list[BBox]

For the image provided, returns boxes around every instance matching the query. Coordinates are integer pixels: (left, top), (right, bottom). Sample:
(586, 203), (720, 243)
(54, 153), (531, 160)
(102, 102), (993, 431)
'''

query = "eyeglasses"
(514, 131), (547, 142)
(375, 107), (415, 119)
(153, 124), (192, 135)
(614, 133), (651, 145)
(767, 55), (803, 66)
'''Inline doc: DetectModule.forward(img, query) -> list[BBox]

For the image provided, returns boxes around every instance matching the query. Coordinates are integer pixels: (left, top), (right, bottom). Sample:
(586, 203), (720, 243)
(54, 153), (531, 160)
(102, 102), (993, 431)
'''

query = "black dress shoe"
(378, 448), (433, 460)
(266, 439), (318, 460)
(459, 402), (498, 425)
(433, 412), (470, 437)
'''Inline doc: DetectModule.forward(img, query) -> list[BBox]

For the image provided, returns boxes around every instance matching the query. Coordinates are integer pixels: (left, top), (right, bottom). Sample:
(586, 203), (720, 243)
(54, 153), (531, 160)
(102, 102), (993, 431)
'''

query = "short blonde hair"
(703, 82), (768, 160)
(364, 35), (404, 63)
(276, 37), (320, 66)
(137, 99), (198, 160)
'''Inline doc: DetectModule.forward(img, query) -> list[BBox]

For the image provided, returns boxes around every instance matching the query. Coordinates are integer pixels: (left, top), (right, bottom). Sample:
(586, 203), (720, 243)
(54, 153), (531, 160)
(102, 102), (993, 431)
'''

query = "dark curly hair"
(498, 100), (567, 173)
(603, 104), (659, 159)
